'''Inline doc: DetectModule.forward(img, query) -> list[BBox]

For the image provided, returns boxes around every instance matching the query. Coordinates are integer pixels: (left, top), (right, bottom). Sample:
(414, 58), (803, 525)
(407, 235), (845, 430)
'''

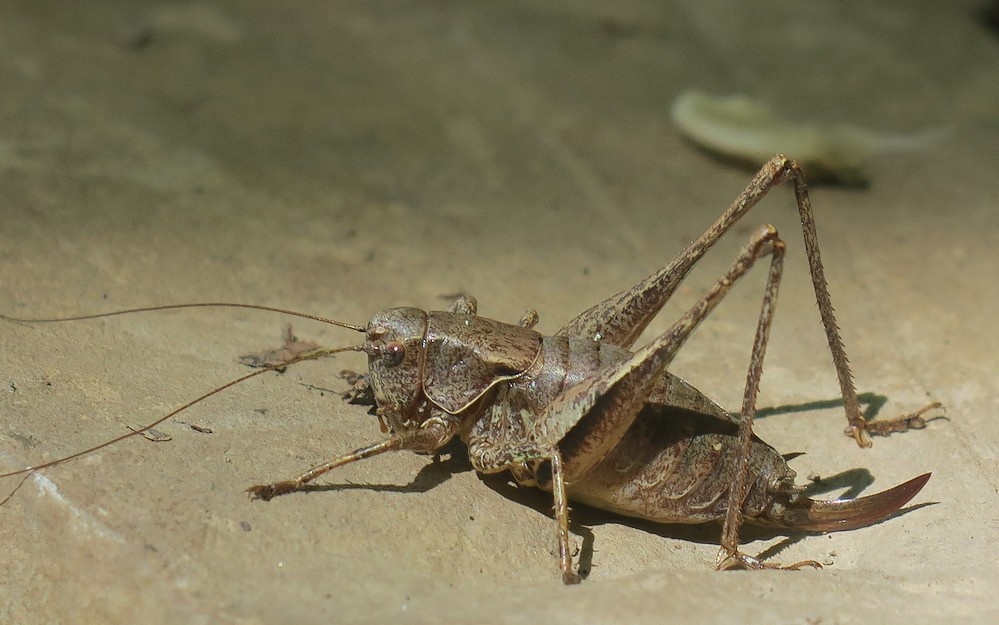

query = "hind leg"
(710, 230), (819, 570)
(558, 155), (938, 447)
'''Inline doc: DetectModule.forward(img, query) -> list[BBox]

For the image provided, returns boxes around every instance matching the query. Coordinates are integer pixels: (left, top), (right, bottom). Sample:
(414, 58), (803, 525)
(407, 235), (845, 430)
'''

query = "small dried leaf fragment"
(127, 425), (172, 442)
(239, 325), (319, 370)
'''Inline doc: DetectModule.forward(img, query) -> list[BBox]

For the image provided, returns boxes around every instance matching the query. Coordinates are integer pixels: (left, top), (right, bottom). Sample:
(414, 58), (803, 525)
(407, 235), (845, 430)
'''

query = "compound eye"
(383, 341), (406, 367)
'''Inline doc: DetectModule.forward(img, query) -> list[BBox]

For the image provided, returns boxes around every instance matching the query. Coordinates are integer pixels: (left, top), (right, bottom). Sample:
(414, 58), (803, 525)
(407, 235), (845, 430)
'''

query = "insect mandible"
(0, 155), (942, 584)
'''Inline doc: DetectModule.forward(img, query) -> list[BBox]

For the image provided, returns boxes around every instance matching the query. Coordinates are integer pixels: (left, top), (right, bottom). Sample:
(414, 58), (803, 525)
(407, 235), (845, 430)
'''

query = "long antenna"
(0, 303), (367, 333)
(0, 344), (365, 480)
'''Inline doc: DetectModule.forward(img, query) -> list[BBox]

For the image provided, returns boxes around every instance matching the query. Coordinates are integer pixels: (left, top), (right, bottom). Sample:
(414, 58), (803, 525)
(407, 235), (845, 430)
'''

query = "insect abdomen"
(567, 405), (794, 524)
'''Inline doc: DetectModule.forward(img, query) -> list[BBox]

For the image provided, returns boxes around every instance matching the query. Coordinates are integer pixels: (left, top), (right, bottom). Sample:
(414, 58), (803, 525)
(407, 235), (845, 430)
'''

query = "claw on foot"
(246, 480), (299, 501)
(716, 550), (822, 571)
(846, 401), (944, 447)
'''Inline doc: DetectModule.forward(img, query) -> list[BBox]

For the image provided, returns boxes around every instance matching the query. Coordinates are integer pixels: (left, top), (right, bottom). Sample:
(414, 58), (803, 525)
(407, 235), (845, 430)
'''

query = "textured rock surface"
(1, 2), (996, 623)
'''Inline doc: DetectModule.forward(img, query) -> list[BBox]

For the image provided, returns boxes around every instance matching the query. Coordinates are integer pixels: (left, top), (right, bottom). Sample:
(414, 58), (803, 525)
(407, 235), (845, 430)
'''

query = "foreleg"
(247, 410), (462, 500)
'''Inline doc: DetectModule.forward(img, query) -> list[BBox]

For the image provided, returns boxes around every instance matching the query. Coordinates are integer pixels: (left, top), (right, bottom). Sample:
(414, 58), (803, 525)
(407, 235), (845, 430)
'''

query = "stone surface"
(1, 2), (996, 623)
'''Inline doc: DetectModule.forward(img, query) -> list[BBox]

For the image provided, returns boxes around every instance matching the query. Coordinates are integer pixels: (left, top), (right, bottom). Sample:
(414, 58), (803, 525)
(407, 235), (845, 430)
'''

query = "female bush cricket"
(0, 155), (941, 584)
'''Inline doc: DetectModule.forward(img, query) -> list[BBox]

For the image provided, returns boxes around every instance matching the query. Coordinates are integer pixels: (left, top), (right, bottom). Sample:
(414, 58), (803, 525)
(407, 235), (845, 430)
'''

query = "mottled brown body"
(570, 406), (792, 525)
(457, 329), (925, 535)
(0, 156), (940, 583)
(471, 333), (793, 524)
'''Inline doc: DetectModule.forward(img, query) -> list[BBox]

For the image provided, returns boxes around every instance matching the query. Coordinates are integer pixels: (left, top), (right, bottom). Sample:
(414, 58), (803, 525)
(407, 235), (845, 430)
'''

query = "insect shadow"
(287, 436), (473, 496)
(755, 391), (892, 422)
(757, 391), (948, 429)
